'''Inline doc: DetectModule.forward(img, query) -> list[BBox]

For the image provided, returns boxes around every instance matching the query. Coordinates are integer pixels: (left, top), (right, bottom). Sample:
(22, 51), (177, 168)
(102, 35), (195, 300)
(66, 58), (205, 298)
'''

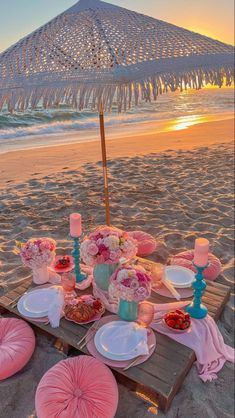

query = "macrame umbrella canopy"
(0, 0), (234, 112)
(0, 0), (234, 225)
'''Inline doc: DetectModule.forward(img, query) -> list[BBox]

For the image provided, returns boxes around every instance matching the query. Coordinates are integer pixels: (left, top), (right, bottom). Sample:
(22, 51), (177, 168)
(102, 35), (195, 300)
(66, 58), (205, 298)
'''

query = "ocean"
(0, 87), (233, 153)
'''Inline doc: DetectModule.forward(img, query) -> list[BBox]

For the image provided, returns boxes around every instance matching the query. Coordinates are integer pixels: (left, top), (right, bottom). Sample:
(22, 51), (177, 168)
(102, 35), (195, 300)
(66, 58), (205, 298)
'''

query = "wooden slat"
(0, 273), (231, 412)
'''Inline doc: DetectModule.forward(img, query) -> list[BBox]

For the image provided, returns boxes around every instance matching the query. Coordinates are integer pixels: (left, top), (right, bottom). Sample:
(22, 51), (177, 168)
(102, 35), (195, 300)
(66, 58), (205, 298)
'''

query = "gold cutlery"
(78, 321), (100, 349)
(123, 343), (155, 371)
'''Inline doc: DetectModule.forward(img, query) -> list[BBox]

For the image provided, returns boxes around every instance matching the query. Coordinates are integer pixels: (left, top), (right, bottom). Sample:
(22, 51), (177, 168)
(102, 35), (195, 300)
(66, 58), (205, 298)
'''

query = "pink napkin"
(151, 301), (234, 382)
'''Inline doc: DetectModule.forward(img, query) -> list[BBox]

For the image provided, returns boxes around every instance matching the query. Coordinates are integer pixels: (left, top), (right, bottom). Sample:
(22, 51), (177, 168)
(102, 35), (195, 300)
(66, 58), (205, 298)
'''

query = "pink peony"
(98, 244), (108, 253)
(121, 278), (132, 288)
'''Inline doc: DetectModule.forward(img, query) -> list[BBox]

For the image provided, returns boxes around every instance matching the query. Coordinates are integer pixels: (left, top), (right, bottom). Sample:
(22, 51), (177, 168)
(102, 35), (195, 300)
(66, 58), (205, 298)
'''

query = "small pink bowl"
(162, 318), (191, 334)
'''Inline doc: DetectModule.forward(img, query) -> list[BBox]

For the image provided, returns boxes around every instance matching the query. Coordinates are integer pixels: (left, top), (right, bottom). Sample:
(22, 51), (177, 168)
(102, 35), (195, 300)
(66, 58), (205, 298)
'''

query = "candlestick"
(185, 263), (208, 319)
(70, 213), (82, 237)
(185, 238), (209, 319)
(71, 236), (86, 283)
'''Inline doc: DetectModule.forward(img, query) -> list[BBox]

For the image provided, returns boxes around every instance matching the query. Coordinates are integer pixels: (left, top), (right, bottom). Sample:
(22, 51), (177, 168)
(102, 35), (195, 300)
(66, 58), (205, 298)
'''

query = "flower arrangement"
(81, 226), (137, 267)
(16, 238), (56, 269)
(109, 266), (151, 303)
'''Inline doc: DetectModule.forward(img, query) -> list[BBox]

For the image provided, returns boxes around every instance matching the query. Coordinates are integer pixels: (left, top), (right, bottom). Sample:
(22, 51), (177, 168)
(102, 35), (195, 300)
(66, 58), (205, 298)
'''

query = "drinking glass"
(137, 302), (155, 328)
(61, 272), (76, 295)
(150, 263), (165, 288)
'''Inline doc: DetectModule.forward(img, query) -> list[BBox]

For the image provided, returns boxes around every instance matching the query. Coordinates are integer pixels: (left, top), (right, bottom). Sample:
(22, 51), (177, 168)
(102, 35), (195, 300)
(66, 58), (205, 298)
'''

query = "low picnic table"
(0, 258), (230, 412)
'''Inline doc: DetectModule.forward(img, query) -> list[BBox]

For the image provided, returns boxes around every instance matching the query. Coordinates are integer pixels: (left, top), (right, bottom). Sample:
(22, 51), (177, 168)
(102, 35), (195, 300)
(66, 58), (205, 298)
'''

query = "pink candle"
(194, 238), (209, 267)
(70, 213), (82, 237)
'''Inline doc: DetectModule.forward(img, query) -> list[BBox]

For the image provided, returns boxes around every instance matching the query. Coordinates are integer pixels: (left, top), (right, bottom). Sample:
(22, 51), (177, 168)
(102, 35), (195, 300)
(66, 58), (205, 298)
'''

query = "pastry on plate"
(64, 302), (96, 323)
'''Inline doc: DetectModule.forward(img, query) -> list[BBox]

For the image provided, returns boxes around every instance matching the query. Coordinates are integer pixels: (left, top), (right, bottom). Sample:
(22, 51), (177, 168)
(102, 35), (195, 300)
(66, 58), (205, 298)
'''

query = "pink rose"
(135, 286), (149, 301)
(87, 242), (99, 256)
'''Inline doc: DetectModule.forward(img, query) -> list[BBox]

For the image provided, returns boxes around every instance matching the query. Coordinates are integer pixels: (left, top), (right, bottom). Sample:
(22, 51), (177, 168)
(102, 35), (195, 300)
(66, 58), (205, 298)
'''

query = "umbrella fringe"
(0, 65), (234, 113)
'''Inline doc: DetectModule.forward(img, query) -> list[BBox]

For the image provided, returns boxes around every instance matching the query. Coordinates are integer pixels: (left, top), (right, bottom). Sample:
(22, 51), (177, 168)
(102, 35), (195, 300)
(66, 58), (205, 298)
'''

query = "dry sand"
(0, 117), (234, 418)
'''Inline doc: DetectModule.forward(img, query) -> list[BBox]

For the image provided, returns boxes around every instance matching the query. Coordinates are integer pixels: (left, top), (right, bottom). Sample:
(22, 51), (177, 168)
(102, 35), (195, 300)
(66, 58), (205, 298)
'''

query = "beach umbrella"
(0, 0), (234, 225)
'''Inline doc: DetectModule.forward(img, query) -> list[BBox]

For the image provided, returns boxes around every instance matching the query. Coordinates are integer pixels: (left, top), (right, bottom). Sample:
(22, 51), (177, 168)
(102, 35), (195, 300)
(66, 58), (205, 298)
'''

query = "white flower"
(103, 236), (120, 251)
(117, 269), (129, 282)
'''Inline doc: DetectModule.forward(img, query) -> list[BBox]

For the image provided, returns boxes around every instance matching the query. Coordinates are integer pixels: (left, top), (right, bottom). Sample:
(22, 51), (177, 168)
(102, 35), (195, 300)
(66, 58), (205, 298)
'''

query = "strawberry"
(181, 322), (189, 330)
(176, 309), (184, 315)
(93, 300), (102, 311)
(166, 319), (175, 328)
(176, 318), (183, 326)
(184, 321), (190, 328)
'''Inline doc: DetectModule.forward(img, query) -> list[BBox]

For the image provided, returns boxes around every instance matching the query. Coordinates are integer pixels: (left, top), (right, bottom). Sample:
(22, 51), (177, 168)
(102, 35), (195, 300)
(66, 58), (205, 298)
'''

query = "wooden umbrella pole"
(99, 102), (111, 226)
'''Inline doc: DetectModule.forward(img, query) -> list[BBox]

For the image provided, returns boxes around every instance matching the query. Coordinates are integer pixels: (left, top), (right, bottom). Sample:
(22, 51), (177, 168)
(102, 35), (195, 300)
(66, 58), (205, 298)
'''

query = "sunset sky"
(0, 0), (234, 53)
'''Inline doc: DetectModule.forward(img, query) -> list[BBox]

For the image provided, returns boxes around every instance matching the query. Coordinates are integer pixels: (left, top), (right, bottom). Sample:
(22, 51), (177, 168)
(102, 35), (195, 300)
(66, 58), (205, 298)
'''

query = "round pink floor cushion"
(0, 317), (35, 381)
(170, 250), (222, 281)
(128, 231), (157, 256)
(35, 356), (119, 418)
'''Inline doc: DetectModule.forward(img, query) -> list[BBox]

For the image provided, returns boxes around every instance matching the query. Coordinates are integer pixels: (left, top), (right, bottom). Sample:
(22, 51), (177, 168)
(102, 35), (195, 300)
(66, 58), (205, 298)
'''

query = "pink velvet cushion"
(0, 318), (35, 381)
(128, 231), (157, 256)
(170, 250), (222, 281)
(35, 355), (118, 418)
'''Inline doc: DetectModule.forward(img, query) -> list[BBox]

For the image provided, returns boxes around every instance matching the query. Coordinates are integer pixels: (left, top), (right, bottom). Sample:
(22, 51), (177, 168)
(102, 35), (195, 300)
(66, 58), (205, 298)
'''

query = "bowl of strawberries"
(163, 309), (191, 333)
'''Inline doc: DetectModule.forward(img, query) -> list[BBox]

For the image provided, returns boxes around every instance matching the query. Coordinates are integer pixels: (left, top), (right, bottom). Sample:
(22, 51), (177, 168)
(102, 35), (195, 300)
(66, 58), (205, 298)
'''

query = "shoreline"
(0, 117), (234, 188)
(0, 111), (233, 155)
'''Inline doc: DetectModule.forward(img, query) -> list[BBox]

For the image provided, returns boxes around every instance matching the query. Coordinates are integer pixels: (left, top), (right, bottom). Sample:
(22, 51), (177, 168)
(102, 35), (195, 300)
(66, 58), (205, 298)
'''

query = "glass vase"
(93, 263), (118, 291)
(118, 299), (138, 322)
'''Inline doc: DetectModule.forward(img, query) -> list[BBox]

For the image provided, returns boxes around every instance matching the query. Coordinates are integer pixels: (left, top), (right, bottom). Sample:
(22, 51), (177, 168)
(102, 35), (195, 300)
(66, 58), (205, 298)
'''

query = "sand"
(0, 117), (234, 418)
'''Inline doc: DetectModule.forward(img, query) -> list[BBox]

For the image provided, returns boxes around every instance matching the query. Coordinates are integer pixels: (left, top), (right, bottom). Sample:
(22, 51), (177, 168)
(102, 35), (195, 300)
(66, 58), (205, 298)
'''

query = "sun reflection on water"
(165, 114), (210, 132)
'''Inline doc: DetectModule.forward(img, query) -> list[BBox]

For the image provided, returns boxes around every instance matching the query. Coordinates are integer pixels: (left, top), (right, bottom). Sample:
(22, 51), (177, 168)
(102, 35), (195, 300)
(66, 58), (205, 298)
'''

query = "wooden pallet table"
(0, 264), (230, 412)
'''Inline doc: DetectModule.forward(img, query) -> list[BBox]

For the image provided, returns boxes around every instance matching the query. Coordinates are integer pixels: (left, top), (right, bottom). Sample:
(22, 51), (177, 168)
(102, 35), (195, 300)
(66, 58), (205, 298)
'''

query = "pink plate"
(162, 318), (191, 334)
(86, 315), (156, 368)
(50, 256), (75, 273)
(152, 283), (194, 299)
(65, 295), (105, 325)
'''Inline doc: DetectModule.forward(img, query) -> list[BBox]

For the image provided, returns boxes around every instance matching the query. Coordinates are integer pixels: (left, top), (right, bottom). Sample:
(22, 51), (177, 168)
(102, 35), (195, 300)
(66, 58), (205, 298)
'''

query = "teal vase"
(118, 299), (138, 322)
(93, 263), (118, 291)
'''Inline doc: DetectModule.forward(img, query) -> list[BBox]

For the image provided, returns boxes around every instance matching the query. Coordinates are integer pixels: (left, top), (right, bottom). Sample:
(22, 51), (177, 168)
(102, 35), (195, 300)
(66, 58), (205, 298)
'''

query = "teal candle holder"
(71, 236), (86, 283)
(118, 299), (138, 322)
(185, 263), (208, 319)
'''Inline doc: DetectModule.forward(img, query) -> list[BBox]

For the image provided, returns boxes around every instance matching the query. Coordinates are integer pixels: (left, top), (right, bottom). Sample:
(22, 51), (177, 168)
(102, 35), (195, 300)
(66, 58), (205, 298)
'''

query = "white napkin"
(104, 322), (149, 356)
(47, 286), (64, 328)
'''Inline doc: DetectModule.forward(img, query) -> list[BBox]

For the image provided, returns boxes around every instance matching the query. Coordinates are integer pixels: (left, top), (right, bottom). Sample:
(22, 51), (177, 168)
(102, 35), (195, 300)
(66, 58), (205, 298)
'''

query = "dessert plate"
(50, 255), (75, 273)
(65, 295), (105, 325)
(165, 266), (195, 288)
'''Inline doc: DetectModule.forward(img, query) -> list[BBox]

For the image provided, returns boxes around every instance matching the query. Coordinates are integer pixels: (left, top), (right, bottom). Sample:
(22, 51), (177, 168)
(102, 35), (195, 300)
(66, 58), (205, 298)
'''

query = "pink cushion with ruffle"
(35, 356), (118, 418)
(0, 318), (35, 380)
(128, 231), (156, 256)
(170, 250), (222, 281)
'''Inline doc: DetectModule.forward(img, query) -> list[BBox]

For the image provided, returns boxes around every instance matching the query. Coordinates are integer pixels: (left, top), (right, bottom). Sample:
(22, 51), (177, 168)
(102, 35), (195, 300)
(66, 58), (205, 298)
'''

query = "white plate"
(94, 321), (146, 361)
(165, 266), (195, 288)
(18, 287), (58, 317)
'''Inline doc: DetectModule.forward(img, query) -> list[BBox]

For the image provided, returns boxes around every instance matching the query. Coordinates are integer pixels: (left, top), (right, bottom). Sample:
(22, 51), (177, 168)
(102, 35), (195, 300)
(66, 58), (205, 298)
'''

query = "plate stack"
(17, 287), (60, 322)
